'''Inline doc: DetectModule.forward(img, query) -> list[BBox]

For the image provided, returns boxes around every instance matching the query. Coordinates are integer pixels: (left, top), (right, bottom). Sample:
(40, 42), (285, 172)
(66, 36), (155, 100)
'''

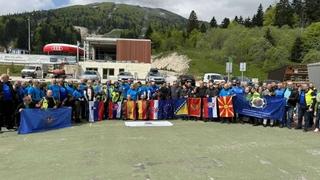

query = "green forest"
(0, 0), (320, 79)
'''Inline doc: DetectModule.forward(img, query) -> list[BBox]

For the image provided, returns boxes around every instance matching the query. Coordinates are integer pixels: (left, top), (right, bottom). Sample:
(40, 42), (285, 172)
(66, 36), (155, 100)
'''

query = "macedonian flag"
(218, 96), (234, 118)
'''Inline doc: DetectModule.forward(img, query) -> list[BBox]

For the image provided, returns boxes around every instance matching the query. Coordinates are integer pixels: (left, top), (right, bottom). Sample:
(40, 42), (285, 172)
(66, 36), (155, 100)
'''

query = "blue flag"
(174, 98), (188, 116)
(233, 95), (286, 120)
(18, 107), (72, 134)
(158, 100), (174, 120)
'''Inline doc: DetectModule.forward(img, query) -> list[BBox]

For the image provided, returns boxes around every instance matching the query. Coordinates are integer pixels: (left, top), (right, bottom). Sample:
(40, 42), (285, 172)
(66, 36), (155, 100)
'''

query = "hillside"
(0, 2), (187, 53)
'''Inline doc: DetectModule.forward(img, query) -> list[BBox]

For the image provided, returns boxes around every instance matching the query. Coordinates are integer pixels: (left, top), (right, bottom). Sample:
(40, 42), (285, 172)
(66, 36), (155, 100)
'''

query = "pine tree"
(238, 16), (244, 24)
(264, 28), (275, 46)
(145, 25), (153, 39)
(274, 0), (294, 27)
(305, 0), (320, 23)
(255, 4), (264, 27)
(291, 37), (304, 63)
(187, 10), (199, 34)
(200, 23), (207, 33)
(234, 16), (239, 23)
(220, 18), (230, 28)
(244, 17), (252, 27)
(210, 16), (218, 28)
(292, 0), (306, 27)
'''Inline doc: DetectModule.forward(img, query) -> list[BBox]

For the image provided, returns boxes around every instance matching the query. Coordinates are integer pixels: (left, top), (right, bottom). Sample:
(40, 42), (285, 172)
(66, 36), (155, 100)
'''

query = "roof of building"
(85, 37), (151, 43)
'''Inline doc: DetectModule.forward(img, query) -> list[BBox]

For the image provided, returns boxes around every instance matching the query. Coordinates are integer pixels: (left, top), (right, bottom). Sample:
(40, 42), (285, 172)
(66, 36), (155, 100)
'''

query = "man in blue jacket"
(0, 74), (17, 131)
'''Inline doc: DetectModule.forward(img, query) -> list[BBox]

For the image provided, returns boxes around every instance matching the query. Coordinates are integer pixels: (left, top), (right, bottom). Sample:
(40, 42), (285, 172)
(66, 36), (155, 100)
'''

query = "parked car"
(146, 69), (165, 84)
(231, 76), (253, 85)
(263, 79), (281, 85)
(203, 73), (225, 84)
(117, 72), (134, 81)
(177, 75), (196, 86)
(80, 71), (101, 81)
(21, 65), (48, 79)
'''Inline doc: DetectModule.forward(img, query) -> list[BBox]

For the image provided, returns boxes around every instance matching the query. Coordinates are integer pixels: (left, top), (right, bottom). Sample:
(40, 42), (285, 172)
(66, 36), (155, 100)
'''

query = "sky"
(0, 0), (277, 22)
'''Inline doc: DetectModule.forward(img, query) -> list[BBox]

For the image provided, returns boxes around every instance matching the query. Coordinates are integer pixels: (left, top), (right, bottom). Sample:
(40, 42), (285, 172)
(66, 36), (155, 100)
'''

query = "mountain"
(0, 2), (187, 53)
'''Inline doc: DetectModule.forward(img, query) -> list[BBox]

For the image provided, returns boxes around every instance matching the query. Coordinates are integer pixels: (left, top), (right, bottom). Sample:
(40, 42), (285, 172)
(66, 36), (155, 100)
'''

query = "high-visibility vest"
(41, 97), (56, 109)
(305, 89), (314, 107)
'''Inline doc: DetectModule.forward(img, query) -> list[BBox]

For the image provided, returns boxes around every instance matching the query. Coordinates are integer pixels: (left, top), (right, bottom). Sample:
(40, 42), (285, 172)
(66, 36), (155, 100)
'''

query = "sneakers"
(314, 128), (319, 133)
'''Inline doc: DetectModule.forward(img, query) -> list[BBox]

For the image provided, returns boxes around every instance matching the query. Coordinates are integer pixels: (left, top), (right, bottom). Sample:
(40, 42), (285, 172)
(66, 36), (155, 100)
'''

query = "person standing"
(0, 74), (17, 131)
(48, 80), (60, 101)
(303, 86), (316, 132)
(283, 82), (299, 129)
(314, 91), (320, 132)
(28, 80), (43, 104)
(296, 84), (309, 130)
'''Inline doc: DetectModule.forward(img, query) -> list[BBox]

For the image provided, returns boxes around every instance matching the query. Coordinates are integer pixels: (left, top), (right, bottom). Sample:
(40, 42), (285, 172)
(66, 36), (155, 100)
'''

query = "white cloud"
(0, 0), (55, 15)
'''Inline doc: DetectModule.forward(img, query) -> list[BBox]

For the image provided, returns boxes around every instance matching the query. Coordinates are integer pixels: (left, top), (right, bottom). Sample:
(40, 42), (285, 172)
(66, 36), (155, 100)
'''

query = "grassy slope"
(1, 120), (320, 180)
(0, 64), (23, 76)
(181, 49), (268, 80)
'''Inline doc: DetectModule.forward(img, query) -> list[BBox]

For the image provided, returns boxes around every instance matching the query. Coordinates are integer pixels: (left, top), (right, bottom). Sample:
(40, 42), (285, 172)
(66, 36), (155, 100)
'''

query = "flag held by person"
(218, 96), (234, 118)
(137, 100), (148, 120)
(188, 98), (201, 117)
(174, 98), (188, 116)
(125, 100), (136, 120)
(108, 101), (122, 119)
(18, 107), (72, 134)
(149, 100), (159, 120)
(158, 100), (174, 120)
(202, 97), (218, 118)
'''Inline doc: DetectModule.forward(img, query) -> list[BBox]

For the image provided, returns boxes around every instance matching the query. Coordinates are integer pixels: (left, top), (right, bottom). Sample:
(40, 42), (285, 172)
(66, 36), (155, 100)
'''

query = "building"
(268, 65), (309, 83)
(308, 62), (320, 90)
(80, 37), (152, 81)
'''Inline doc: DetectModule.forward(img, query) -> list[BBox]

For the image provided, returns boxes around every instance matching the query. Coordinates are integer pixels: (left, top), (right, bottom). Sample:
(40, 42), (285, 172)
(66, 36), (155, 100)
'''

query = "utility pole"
(76, 41), (80, 63)
(28, 17), (31, 54)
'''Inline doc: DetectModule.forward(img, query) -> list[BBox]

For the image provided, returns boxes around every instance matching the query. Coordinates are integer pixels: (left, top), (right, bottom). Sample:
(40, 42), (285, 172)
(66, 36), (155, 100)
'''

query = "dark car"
(177, 75), (196, 86)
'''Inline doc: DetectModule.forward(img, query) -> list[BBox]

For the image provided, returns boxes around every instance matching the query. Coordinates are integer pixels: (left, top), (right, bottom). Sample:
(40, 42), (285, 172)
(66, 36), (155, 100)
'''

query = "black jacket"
(287, 88), (299, 107)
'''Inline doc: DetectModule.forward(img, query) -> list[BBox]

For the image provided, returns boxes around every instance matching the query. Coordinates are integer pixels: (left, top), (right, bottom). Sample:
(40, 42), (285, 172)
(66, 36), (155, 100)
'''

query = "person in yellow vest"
(303, 86), (316, 132)
(37, 90), (58, 109)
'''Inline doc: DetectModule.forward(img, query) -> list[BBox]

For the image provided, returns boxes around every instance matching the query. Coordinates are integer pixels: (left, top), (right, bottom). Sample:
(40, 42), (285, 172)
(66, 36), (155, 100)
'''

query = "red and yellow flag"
(125, 100), (136, 120)
(218, 96), (234, 118)
(137, 100), (148, 120)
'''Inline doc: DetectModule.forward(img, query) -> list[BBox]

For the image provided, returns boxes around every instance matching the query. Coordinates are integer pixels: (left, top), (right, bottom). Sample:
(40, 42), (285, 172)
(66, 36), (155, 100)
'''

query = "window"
(119, 69), (125, 73)
(103, 69), (108, 79)
(109, 68), (114, 76)
(102, 68), (115, 79)
(86, 68), (98, 72)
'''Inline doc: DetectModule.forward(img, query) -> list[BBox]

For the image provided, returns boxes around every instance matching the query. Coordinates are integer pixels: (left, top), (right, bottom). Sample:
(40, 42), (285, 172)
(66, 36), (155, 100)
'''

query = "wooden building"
(268, 65), (309, 82)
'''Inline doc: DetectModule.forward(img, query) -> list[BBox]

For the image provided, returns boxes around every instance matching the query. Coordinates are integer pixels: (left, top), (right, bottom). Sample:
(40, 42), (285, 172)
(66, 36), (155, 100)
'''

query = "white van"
(203, 73), (226, 83)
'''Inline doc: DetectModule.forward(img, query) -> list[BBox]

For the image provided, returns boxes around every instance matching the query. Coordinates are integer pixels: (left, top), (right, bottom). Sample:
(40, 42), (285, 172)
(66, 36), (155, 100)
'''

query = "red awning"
(43, 43), (84, 55)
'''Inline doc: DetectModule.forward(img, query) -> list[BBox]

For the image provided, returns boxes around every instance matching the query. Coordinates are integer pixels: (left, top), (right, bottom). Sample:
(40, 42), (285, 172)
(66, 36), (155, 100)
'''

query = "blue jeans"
(297, 105), (307, 129)
(285, 106), (294, 128)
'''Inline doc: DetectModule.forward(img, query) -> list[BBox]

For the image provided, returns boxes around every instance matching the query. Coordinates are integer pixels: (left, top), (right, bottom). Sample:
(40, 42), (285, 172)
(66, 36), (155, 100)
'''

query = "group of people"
(0, 73), (319, 133)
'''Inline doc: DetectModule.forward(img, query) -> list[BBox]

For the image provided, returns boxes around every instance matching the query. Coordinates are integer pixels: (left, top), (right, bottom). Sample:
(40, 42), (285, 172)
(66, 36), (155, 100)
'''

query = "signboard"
(226, 62), (233, 73)
(240, 62), (246, 72)
(0, 53), (76, 65)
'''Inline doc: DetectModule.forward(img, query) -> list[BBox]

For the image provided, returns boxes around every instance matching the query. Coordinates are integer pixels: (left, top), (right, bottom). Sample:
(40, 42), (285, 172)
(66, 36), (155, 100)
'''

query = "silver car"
(80, 71), (101, 81)
(118, 72), (134, 81)
(146, 72), (165, 84)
